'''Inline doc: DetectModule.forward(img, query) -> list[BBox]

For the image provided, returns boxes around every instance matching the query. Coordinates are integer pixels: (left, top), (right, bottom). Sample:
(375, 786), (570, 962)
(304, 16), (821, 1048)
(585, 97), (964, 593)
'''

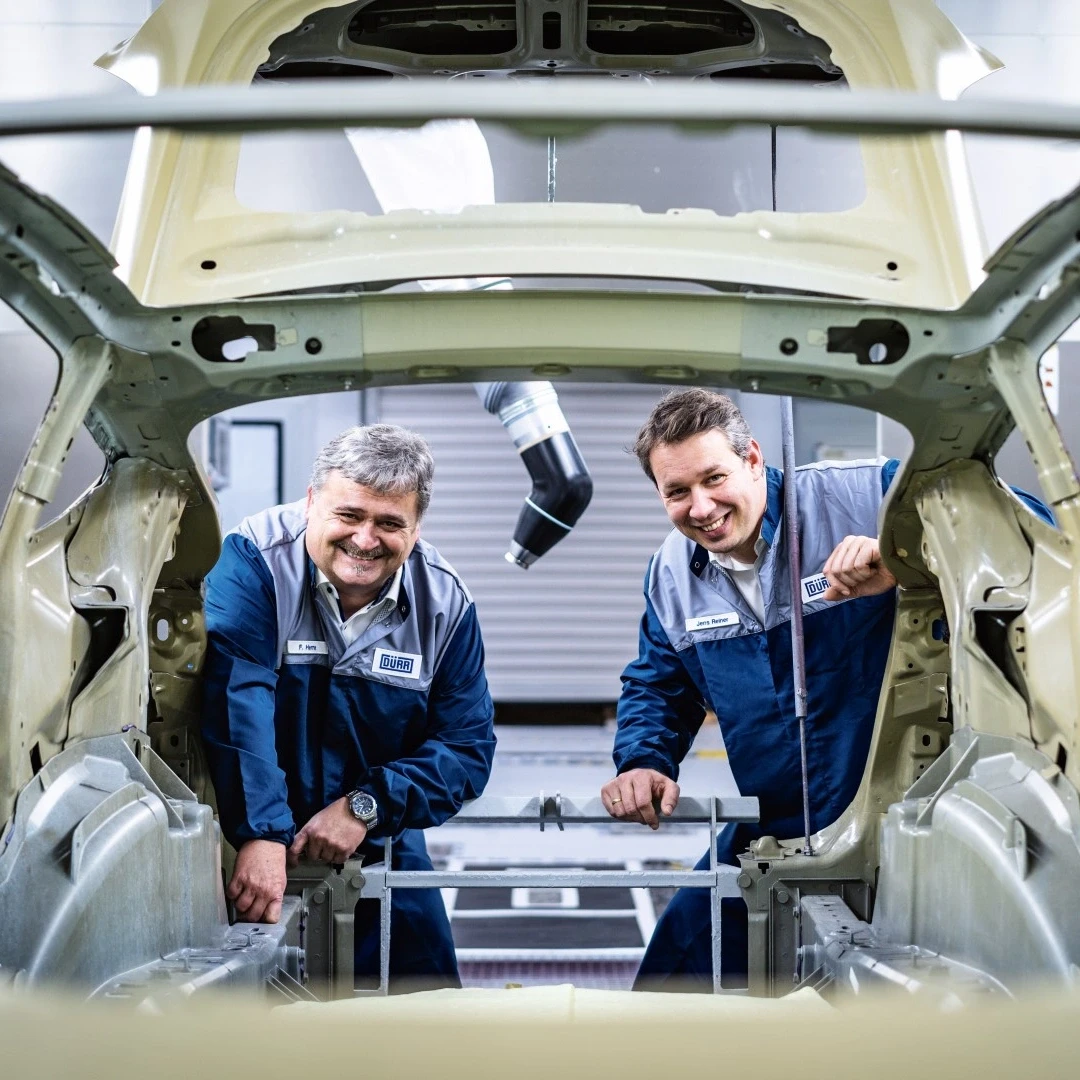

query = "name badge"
(373, 647), (422, 679)
(287, 640), (328, 655)
(685, 612), (741, 632)
(801, 573), (832, 604)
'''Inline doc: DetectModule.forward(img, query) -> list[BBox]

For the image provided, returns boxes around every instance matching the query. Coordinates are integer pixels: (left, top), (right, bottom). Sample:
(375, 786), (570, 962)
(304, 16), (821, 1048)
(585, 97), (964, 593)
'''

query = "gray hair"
(310, 424), (435, 517)
(632, 388), (755, 483)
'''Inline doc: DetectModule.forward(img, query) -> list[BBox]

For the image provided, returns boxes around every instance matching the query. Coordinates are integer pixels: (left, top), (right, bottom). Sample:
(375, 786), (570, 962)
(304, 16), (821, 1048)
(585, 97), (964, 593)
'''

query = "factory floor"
(427, 719), (738, 990)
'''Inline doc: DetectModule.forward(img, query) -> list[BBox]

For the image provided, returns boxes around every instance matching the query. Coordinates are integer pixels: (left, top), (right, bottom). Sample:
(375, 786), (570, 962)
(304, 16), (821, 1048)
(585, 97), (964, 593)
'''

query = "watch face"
(349, 791), (377, 821)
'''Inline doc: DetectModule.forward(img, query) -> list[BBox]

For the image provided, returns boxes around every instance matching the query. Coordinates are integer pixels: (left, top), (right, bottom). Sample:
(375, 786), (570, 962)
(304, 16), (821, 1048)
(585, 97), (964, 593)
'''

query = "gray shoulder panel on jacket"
(232, 499), (309, 552)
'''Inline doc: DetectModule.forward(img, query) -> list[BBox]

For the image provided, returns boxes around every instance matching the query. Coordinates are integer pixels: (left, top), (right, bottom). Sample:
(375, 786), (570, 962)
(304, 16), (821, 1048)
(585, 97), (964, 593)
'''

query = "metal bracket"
(284, 858), (366, 1000)
(538, 789), (565, 832)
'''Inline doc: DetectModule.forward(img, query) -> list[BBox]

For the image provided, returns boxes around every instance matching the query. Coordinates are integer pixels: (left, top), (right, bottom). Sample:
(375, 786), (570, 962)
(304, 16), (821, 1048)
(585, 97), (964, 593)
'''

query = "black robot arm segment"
(510, 431), (593, 567)
(475, 381), (594, 568)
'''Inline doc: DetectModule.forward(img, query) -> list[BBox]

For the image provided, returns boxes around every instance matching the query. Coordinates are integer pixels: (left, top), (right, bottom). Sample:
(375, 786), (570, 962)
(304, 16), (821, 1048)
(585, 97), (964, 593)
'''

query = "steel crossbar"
(345, 793), (759, 997)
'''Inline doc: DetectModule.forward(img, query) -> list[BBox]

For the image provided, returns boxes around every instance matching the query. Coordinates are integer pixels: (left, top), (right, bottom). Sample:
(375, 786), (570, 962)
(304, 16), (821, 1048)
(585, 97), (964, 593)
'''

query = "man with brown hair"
(602, 388), (1050, 989)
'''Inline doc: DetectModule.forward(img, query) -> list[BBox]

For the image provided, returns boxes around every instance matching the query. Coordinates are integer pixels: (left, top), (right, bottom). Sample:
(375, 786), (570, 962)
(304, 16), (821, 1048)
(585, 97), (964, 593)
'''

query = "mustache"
(336, 541), (389, 560)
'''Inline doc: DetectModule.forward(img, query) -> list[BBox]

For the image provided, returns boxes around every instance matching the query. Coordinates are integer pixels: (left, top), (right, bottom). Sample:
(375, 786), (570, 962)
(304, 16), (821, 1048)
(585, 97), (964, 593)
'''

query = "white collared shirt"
(315, 565), (402, 646)
(708, 535), (767, 625)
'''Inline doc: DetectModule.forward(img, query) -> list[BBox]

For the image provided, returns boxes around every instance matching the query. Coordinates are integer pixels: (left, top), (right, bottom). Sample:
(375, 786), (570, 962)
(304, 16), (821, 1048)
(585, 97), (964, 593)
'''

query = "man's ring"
(611, 797), (622, 804)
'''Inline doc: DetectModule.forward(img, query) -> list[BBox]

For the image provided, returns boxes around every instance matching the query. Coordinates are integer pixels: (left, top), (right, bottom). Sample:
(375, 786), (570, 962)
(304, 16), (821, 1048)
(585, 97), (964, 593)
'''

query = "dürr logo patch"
(801, 573), (831, 604)
(373, 647), (422, 679)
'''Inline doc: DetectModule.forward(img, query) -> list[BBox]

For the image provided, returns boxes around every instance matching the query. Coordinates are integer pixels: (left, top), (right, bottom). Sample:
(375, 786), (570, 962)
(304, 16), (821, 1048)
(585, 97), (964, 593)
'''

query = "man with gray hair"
(201, 424), (495, 990)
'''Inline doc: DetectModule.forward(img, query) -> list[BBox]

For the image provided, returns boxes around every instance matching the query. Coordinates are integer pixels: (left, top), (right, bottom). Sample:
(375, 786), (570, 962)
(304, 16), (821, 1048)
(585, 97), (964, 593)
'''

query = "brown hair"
(633, 388), (754, 483)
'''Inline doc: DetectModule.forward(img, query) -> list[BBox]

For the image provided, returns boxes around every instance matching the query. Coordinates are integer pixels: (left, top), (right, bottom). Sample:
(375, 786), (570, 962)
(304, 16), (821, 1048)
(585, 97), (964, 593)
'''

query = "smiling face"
(304, 470), (421, 612)
(649, 429), (768, 563)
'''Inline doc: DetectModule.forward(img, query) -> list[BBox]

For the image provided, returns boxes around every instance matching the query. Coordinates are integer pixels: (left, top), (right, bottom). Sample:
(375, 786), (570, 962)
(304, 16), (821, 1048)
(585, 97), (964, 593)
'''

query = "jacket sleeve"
(359, 603), (496, 838)
(613, 591), (707, 782)
(200, 533), (295, 848)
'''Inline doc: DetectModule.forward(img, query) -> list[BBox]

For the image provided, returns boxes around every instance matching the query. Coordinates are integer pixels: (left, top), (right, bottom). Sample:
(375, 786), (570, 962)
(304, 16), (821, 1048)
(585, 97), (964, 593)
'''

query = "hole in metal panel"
(542, 11), (562, 49)
(259, 61), (395, 80)
(826, 319), (910, 366)
(192, 316), (277, 364)
(69, 608), (127, 703)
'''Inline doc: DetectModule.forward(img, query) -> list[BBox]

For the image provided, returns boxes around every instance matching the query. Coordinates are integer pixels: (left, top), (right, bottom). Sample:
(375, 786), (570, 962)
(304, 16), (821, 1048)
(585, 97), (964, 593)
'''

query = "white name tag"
(801, 573), (832, 604)
(373, 647), (422, 679)
(685, 612), (741, 632)
(287, 640), (328, 655)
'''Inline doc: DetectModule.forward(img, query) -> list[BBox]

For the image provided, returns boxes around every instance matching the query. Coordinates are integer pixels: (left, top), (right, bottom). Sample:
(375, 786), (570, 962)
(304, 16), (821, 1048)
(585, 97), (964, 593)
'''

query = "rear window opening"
(235, 119), (866, 218)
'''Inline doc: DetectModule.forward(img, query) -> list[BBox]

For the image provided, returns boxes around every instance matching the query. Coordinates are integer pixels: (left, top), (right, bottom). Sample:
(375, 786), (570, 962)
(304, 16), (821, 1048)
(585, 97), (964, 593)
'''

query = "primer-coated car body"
(1, 0), (1079, 1004)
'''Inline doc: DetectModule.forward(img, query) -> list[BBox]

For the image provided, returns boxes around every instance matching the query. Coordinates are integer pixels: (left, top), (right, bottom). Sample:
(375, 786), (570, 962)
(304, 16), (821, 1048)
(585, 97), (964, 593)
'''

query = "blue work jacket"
(614, 459), (1052, 840)
(201, 500), (496, 850)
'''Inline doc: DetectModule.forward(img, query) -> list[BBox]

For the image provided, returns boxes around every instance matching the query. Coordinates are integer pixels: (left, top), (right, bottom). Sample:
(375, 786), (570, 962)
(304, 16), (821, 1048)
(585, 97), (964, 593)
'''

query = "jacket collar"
(760, 465), (784, 547)
(306, 555), (412, 620)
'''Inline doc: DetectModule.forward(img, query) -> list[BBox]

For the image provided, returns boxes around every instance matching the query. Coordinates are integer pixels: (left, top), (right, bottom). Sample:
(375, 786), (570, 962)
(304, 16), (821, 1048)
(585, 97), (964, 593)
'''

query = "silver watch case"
(347, 789), (378, 827)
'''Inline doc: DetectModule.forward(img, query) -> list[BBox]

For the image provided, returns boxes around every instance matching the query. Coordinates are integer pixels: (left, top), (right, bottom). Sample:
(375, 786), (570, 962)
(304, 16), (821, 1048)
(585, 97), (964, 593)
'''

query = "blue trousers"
(353, 831), (459, 992)
(633, 822), (756, 991)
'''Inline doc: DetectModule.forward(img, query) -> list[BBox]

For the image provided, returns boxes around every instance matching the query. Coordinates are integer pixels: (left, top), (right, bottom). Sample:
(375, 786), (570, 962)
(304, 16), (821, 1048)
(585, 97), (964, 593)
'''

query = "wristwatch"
(346, 789), (379, 828)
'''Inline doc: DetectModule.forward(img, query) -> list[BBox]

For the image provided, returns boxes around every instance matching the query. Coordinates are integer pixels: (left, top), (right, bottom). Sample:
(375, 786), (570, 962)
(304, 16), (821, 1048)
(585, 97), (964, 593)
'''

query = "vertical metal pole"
(709, 797), (723, 993)
(379, 837), (392, 995)
(547, 136), (557, 203)
(780, 397), (814, 857)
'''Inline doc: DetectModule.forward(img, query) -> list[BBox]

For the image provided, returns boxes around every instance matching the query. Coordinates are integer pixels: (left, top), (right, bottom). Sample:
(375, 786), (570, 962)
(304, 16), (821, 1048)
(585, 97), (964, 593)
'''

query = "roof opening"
(586, 2), (755, 55)
(348, 1), (518, 56)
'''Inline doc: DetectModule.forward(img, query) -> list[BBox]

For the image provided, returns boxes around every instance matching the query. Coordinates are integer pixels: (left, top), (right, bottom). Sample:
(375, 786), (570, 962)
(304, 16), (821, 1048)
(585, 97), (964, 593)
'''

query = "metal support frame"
(4, 82), (1080, 1006)
(780, 398), (814, 857)
(4, 82), (1080, 141)
(344, 793), (758, 996)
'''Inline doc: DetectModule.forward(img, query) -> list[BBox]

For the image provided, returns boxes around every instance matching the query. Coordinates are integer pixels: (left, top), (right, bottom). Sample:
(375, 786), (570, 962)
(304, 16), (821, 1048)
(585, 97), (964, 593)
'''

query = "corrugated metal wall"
(376, 383), (672, 702)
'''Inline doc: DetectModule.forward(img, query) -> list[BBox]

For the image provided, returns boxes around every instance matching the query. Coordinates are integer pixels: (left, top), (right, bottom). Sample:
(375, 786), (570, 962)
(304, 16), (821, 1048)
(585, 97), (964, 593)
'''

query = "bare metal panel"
(0, 733), (225, 989)
(873, 728), (1080, 990)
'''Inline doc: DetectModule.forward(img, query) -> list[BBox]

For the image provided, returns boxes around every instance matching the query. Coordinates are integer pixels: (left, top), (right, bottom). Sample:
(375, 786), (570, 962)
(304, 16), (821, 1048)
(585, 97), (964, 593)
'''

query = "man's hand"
(601, 769), (680, 830)
(227, 839), (287, 924)
(288, 797), (367, 866)
(821, 535), (897, 602)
